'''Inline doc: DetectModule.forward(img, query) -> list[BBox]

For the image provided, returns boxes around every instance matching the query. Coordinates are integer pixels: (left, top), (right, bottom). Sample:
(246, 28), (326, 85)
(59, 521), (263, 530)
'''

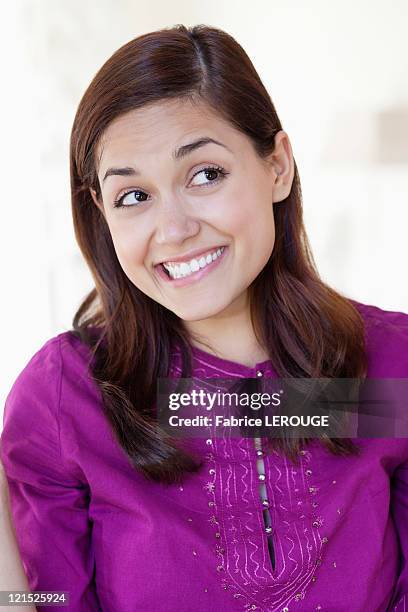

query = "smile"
(163, 247), (225, 279)
(155, 246), (228, 286)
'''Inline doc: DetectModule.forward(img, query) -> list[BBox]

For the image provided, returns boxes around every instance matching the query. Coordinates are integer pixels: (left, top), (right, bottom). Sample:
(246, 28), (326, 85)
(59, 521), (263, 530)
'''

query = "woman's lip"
(155, 246), (228, 287)
(155, 245), (226, 266)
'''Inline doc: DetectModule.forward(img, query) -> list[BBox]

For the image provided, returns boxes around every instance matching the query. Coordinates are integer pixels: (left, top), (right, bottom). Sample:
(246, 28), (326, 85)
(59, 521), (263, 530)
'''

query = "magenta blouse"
(1, 300), (408, 611)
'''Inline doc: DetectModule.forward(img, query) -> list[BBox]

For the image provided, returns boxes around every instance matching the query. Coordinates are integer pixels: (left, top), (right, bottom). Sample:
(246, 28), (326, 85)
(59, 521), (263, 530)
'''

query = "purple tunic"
(1, 300), (408, 611)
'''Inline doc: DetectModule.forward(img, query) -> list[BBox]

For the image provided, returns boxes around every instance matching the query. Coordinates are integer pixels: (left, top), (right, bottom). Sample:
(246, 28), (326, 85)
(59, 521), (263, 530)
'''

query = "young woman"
(1, 23), (407, 612)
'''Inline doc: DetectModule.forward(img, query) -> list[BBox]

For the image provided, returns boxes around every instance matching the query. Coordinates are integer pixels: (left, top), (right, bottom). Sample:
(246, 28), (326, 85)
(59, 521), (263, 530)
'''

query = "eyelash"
(112, 165), (229, 209)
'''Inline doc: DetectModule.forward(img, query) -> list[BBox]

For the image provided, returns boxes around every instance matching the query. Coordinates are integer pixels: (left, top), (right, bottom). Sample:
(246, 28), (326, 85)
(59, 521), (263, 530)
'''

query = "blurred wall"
(1, 0), (407, 411)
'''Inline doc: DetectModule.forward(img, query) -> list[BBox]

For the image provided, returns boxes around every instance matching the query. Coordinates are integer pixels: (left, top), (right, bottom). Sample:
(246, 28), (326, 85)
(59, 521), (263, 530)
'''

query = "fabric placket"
(254, 368), (276, 572)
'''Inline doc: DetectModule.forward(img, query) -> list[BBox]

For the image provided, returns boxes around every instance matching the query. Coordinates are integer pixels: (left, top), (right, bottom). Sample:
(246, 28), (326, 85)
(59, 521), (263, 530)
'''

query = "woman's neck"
(183, 294), (269, 368)
(190, 334), (270, 368)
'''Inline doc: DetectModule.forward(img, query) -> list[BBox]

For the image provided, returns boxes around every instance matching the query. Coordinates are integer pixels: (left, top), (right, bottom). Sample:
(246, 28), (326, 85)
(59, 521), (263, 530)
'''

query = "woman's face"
(91, 98), (294, 322)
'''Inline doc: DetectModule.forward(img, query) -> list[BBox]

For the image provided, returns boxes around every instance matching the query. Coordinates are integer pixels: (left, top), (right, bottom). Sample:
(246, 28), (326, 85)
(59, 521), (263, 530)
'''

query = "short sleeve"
(389, 459), (408, 610)
(0, 336), (102, 611)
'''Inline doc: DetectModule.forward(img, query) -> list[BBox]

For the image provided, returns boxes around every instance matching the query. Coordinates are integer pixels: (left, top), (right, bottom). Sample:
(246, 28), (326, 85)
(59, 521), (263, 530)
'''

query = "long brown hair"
(70, 23), (367, 483)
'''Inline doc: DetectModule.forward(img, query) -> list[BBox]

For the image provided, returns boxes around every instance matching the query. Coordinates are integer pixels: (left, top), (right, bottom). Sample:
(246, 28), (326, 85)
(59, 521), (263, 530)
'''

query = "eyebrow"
(102, 137), (231, 184)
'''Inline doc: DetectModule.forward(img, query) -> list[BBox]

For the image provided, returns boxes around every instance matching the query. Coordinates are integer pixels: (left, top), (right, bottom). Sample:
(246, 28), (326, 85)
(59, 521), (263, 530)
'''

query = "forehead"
(96, 98), (241, 171)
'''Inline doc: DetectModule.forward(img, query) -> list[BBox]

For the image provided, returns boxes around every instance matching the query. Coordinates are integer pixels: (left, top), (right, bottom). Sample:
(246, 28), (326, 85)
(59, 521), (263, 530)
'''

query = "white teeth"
(179, 262), (190, 276)
(163, 247), (225, 280)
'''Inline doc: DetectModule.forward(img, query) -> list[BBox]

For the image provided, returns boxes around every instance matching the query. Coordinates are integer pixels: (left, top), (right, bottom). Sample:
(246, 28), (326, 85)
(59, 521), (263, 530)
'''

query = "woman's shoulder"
(351, 298), (408, 327)
(3, 329), (101, 424)
(351, 298), (408, 340)
(350, 299), (408, 376)
(1, 329), (106, 482)
(10, 328), (96, 381)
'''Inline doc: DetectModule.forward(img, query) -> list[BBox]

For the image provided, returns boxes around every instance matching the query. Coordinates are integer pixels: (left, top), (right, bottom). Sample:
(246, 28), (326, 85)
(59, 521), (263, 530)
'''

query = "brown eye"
(113, 190), (150, 209)
(190, 165), (228, 188)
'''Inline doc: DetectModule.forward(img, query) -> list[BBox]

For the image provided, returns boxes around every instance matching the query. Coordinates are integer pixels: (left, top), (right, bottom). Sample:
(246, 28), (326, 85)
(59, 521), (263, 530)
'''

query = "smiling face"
(91, 98), (294, 324)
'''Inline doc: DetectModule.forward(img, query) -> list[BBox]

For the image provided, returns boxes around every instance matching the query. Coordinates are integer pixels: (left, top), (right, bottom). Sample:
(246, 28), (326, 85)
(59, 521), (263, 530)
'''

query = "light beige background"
(1, 0), (407, 412)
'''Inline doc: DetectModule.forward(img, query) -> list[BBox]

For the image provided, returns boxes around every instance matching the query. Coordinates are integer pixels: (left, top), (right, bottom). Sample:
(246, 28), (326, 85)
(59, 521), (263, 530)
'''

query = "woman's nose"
(154, 200), (200, 245)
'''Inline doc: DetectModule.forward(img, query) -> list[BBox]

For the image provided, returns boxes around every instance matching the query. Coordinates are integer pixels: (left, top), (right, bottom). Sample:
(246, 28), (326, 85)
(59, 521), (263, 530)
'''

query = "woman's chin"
(170, 301), (230, 323)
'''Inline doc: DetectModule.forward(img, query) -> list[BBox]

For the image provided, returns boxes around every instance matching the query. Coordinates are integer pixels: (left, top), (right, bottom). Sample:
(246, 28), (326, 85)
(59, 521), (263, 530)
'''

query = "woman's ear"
(269, 131), (295, 203)
(90, 188), (105, 217)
